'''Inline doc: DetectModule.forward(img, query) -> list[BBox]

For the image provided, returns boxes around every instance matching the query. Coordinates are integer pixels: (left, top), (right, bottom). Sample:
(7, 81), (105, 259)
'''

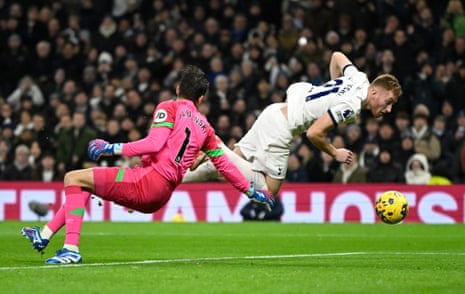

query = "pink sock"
(47, 191), (90, 233)
(64, 186), (88, 247)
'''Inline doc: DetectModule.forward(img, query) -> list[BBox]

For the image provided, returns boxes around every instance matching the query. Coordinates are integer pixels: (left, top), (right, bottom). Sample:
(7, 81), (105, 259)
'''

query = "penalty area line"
(1, 251), (464, 271)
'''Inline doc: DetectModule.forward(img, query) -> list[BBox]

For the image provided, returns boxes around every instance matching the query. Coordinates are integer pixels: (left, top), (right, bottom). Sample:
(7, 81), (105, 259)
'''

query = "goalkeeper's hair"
(178, 65), (209, 102)
(371, 73), (402, 99)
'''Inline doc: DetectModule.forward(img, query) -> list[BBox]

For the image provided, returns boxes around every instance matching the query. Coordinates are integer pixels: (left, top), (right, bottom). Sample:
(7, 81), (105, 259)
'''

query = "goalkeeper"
(21, 65), (274, 264)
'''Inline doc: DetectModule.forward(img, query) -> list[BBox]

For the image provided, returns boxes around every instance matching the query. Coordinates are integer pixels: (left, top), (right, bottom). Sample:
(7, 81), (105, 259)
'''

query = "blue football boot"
(46, 248), (82, 264)
(21, 226), (49, 252)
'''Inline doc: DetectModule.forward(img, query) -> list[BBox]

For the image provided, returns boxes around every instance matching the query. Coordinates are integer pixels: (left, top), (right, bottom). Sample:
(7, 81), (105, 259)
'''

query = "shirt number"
(175, 127), (191, 163)
(305, 79), (343, 101)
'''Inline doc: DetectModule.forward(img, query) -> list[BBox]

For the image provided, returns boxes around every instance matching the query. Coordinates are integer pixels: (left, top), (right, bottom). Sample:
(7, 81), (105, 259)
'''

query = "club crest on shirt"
(154, 109), (168, 122)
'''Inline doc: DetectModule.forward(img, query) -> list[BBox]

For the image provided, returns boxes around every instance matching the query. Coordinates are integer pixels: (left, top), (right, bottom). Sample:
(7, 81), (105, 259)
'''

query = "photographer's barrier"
(1, 182), (464, 223)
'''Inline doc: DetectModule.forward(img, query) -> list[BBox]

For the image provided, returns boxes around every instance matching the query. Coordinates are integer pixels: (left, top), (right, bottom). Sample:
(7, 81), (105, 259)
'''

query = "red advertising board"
(1, 182), (464, 223)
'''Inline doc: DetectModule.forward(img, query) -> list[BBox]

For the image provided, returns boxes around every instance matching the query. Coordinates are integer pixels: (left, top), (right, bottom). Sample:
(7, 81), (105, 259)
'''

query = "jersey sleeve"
(121, 101), (175, 156)
(203, 129), (250, 194)
(327, 103), (358, 126)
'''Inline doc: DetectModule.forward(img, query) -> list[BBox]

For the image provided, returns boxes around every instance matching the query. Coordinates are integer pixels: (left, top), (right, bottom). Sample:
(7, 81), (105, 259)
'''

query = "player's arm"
(88, 102), (174, 160)
(329, 51), (353, 80)
(306, 112), (353, 164)
(87, 126), (172, 160)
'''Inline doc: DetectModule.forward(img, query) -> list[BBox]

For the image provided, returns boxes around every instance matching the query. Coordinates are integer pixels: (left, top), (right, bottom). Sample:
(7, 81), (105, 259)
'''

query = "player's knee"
(64, 170), (86, 187)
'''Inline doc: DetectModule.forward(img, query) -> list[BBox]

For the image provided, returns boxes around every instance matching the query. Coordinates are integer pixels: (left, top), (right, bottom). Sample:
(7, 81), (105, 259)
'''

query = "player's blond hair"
(371, 74), (402, 99)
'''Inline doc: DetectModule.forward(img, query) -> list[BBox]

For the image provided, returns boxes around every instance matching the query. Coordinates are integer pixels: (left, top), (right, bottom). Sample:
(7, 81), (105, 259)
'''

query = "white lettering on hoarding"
(281, 191), (325, 223)
(0, 189), (16, 220)
(206, 191), (246, 222)
(0, 185), (464, 224)
(418, 192), (456, 224)
(163, 191), (197, 222)
(330, 191), (375, 223)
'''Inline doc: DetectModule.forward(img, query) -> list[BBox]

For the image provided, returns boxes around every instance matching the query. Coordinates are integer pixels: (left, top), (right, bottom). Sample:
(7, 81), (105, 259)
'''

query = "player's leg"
(264, 176), (284, 197)
(21, 170), (92, 255)
(235, 103), (291, 196)
(44, 168), (95, 264)
(183, 142), (268, 190)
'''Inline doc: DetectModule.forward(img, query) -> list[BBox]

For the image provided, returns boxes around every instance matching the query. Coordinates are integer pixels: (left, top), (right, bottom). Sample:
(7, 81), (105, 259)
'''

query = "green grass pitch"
(1, 221), (464, 293)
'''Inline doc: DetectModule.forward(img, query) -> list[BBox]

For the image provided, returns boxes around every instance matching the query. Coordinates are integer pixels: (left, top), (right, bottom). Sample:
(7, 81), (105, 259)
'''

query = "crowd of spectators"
(1, 0), (465, 185)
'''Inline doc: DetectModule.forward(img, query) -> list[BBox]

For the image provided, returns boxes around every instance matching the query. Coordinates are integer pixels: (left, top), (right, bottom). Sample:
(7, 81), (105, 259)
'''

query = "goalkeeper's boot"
(21, 226), (49, 253)
(45, 248), (82, 264)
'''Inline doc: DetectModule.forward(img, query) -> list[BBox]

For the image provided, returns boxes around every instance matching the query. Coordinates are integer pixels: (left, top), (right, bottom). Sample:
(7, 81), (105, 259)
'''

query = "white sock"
(40, 225), (54, 240)
(64, 244), (79, 253)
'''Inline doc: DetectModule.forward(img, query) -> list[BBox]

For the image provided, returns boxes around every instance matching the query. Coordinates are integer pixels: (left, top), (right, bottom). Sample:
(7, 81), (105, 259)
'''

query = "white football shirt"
(286, 64), (369, 136)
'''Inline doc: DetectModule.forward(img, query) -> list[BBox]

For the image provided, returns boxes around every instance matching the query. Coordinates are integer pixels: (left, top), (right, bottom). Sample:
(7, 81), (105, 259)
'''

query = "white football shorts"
(235, 103), (292, 180)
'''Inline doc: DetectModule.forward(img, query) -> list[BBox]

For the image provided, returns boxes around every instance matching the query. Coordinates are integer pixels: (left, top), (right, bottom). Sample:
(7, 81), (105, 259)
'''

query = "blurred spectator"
(445, 63), (465, 112)
(345, 124), (364, 153)
(2, 144), (33, 181)
(33, 41), (54, 87)
(398, 134), (416, 168)
(405, 61), (443, 118)
(405, 153), (431, 185)
(0, 103), (15, 128)
(359, 137), (380, 173)
(432, 114), (456, 163)
(333, 152), (366, 183)
(208, 74), (232, 124)
(454, 109), (465, 143)
(6, 76), (44, 112)
(394, 111), (412, 139)
(31, 152), (64, 182)
(441, 0), (465, 37)
(303, 0), (335, 40)
(0, 33), (32, 95)
(0, 138), (11, 173)
(91, 16), (123, 53)
(13, 110), (33, 137)
(410, 107), (441, 162)
(367, 147), (405, 183)
(56, 112), (96, 172)
(285, 152), (309, 182)
(428, 160), (454, 185)
(377, 121), (399, 152)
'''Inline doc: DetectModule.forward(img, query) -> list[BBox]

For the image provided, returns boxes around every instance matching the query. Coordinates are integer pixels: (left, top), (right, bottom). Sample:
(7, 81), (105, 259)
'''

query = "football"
(375, 190), (409, 224)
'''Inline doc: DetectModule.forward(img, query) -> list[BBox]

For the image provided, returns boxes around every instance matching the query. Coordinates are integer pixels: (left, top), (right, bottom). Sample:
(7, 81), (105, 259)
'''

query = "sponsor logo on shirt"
(342, 109), (354, 119)
(154, 109), (168, 122)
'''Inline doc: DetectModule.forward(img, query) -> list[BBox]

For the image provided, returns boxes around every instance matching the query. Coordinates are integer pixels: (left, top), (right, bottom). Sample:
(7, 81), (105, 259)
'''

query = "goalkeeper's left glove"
(88, 139), (122, 161)
(246, 187), (275, 212)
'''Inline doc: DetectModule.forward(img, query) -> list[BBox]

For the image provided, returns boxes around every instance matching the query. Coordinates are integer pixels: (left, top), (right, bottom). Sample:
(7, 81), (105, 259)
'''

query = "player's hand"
(246, 187), (275, 212)
(334, 148), (353, 164)
(88, 139), (118, 161)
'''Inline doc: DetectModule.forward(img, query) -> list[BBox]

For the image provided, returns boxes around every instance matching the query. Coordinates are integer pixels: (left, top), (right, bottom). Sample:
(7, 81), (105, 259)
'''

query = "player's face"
(369, 87), (397, 118)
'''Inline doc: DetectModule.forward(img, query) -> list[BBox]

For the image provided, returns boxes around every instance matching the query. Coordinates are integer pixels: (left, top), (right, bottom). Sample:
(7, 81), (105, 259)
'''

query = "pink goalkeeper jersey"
(119, 99), (250, 193)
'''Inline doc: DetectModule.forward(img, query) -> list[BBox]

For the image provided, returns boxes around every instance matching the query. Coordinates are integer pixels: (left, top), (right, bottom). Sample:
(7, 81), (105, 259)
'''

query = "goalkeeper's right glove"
(88, 139), (122, 161)
(246, 187), (275, 212)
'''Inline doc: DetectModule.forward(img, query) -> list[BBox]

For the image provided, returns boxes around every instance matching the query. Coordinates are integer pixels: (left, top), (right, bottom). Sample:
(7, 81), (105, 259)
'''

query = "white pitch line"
(1, 251), (464, 271)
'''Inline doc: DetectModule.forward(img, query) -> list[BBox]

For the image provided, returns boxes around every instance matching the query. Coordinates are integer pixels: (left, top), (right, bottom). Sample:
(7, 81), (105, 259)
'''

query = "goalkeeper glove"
(246, 187), (275, 212)
(88, 139), (122, 161)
